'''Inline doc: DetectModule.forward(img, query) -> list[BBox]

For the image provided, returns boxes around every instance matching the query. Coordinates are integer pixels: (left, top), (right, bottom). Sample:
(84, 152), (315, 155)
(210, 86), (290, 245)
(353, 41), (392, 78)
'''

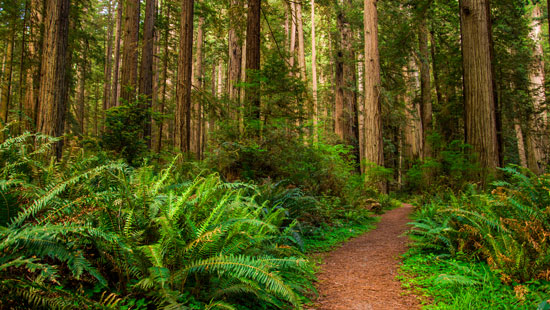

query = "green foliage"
(0, 133), (316, 309)
(407, 166), (550, 287)
(399, 253), (550, 309)
(405, 138), (481, 192)
(101, 99), (149, 164)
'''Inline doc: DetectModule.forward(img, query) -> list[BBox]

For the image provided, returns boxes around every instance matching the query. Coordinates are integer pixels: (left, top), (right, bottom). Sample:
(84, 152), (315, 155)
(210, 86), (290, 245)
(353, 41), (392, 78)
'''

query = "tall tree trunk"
(175, 0), (194, 152)
(296, 1), (306, 81)
(403, 59), (423, 162)
(156, 3), (170, 153)
(459, 0), (500, 172)
(192, 15), (205, 158)
(228, 0), (243, 104)
(335, 1), (356, 147)
(77, 46), (87, 135)
(0, 27), (15, 132)
(527, 3), (547, 173)
(24, 0), (43, 130)
(140, 0), (156, 147)
(418, 17), (432, 158)
(245, 0), (261, 124)
(311, 0), (318, 141)
(102, 0), (114, 116)
(111, 0), (123, 107)
(120, 0), (140, 105)
(430, 30), (442, 107)
(363, 0), (385, 192)
(289, 1), (296, 69)
(37, 0), (70, 159)
(514, 117), (528, 168)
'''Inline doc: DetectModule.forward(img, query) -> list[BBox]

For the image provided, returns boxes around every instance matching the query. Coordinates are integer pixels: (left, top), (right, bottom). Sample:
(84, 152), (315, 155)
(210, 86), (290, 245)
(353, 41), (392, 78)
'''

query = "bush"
(0, 133), (314, 309)
(409, 166), (550, 283)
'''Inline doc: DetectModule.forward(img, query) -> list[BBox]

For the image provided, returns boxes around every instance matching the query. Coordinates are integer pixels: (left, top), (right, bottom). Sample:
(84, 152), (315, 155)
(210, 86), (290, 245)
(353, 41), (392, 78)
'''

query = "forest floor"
(310, 204), (420, 310)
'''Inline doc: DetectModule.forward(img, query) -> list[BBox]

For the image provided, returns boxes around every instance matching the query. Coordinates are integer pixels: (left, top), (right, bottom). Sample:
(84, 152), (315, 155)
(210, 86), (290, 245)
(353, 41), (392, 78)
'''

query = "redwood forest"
(1, 0), (550, 308)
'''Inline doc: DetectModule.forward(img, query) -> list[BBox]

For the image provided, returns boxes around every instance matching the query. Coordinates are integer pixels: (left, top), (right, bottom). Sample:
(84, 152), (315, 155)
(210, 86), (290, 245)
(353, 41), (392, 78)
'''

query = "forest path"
(310, 204), (420, 310)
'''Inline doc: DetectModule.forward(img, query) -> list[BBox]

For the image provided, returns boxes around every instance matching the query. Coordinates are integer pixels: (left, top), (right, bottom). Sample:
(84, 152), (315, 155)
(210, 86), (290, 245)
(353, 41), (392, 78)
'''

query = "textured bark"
(0, 28), (14, 129)
(120, 0), (140, 105)
(175, 0), (194, 152)
(77, 47), (87, 135)
(23, 0), (42, 130)
(140, 0), (156, 147)
(335, 1), (357, 147)
(311, 0), (318, 141)
(289, 1), (297, 69)
(363, 0), (385, 192)
(459, 0), (500, 172)
(37, 0), (70, 158)
(418, 18), (432, 159)
(403, 59), (423, 162)
(245, 0), (261, 122)
(102, 0), (114, 114)
(111, 0), (123, 107)
(156, 4), (170, 153)
(527, 4), (547, 174)
(296, 1), (306, 81)
(228, 0), (243, 103)
(430, 30), (442, 106)
(191, 16), (205, 158)
(514, 118), (527, 168)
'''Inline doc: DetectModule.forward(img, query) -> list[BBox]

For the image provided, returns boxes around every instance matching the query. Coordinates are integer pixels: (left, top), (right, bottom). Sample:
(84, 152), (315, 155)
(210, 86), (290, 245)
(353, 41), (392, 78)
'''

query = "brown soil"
(310, 204), (420, 310)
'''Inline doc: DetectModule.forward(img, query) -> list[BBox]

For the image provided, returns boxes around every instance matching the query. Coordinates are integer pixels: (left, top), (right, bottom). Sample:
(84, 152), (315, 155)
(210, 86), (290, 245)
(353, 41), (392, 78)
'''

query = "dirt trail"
(311, 204), (419, 310)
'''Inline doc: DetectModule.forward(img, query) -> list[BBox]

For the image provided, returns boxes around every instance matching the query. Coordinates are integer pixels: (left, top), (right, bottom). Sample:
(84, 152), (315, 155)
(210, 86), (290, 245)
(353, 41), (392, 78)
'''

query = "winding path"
(311, 204), (419, 310)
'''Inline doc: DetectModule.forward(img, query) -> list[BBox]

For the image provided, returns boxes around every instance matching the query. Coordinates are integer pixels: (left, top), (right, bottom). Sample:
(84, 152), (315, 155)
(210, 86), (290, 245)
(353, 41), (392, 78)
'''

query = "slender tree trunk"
(335, 1), (356, 147)
(228, 0), (243, 104)
(459, 0), (500, 172)
(296, 1), (306, 81)
(156, 3), (170, 153)
(18, 1), (29, 130)
(0, 28), (15, 131)
(111, 0), (123, 107)
(37, 0), (70, 159)
(527, 3), (547, 173)
(77, 46), (88, 135)
(311, 0), (319, 142)
(363, 0), (386, 192)
(102, 0), (114, 117)
(175, 0), (194, 152)
(192, 15), (205, 158)
(403, 59), (423, 162)
(120, 0), (140, 105)
(140, 0), (155, 147)
(418, 17), (432, 159)
(514, 117), (527, 168)
(289, 1), (296, 69)
(24, 0), (42, 130)
(430, 30), (442, 107)
(245, 0), (261, 124)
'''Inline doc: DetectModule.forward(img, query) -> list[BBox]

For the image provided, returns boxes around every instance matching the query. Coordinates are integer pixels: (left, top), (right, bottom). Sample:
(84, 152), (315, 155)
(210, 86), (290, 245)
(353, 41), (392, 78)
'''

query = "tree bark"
(459, 0), (500, 172)
(23, 0), (42, 130)
(111, 0), (123, 107)
(289, 1), (296, 69)
(120, 0), (140, 105)
(311, 0), (318, 141)
(335, 1), (357, 148)
(514, 117), (527, 168)
(175, 0), (194, 152)
(527, 3), (547, 174)
(37, 0), (70, 159)
(192, 15), (205, 158)
(102, 0), (114, 115)
(156, 3), (170, 153)
(418, 17), (432, 159)
(77, 45), (88, 135)
(139, 0), (156, 147)
(296, 1), (306, 81)
(0, 27), (15, 131)
(363, 0), (386, 192)
(245, 0), (261, 123)
(228, 0), (243, 103)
